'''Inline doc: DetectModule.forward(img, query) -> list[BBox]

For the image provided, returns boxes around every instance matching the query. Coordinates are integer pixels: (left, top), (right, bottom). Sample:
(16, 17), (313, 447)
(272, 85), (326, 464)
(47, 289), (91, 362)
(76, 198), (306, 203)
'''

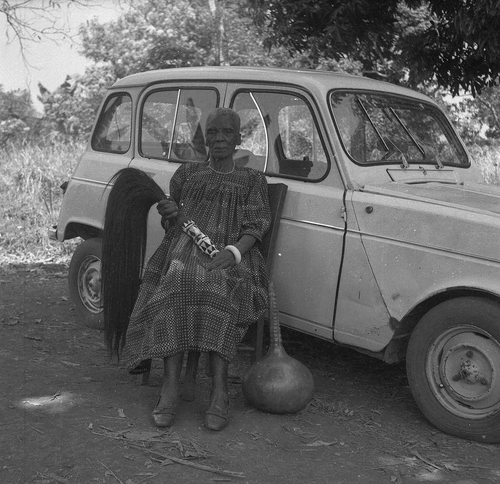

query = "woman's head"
(206, 108), (241, 132)
(205, 108), (242, 162)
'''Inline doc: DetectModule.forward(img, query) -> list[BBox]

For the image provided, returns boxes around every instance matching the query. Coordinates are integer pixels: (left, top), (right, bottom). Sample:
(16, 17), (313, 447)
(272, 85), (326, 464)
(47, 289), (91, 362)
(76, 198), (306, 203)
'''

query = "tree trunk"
(209, 0), (228, 66)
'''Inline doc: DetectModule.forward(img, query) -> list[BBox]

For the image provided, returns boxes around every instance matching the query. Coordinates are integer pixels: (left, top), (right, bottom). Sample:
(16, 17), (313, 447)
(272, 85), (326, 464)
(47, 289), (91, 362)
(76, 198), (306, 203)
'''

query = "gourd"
(242, 281), (315, 414)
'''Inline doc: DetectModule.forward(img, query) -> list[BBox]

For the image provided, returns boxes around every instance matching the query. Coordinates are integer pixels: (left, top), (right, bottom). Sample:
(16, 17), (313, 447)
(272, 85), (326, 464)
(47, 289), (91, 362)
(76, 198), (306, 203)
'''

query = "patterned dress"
(124, 162), (271, 368)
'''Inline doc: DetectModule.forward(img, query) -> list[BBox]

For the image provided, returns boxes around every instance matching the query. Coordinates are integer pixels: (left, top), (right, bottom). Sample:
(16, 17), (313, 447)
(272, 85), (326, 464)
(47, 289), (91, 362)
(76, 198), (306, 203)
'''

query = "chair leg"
(206, 352), (214, 377)
(140, 369), (151, 386)
(131, 359), (152, 386)
(181, 351), (200, 401)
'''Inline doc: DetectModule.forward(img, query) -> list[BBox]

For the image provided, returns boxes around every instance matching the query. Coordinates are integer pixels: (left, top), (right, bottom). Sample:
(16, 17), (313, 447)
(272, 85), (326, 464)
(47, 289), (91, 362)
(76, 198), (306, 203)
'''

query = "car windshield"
(330, 91), (468, 167)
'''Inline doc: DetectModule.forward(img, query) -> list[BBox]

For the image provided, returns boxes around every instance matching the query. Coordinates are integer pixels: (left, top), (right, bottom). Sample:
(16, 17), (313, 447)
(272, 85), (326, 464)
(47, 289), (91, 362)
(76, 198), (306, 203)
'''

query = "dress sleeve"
(169, 163), (187, 203)
(240, 170), (271, 242)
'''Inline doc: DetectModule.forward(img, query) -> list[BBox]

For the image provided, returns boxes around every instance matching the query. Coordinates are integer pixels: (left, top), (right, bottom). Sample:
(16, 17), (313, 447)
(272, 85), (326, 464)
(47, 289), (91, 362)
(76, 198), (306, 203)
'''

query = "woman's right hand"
(157, 198), (179, 220)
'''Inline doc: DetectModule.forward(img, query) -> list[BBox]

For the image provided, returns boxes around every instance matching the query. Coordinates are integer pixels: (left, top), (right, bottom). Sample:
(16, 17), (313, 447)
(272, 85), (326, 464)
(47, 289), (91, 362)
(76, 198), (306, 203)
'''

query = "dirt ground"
(1, 264), (499, 484)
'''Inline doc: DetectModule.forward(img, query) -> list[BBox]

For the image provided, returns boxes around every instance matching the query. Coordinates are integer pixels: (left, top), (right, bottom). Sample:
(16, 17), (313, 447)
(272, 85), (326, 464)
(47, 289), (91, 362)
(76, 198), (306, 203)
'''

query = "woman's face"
(205, 113), (242, 161)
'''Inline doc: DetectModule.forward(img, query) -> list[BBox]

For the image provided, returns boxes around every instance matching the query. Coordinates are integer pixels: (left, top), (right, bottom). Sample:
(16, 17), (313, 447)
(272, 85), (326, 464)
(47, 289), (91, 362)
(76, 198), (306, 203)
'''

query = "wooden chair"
(141, 183), (288, 389)
(246, 182), (288, 360)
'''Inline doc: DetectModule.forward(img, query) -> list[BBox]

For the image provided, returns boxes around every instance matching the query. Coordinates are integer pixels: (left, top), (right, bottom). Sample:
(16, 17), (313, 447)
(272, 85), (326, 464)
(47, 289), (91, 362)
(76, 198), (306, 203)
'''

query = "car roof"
(111, 66), (431, 102)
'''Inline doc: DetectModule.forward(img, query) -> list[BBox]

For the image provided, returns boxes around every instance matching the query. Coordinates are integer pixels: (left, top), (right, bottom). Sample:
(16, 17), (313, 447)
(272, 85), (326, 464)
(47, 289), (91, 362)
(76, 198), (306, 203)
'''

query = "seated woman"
(124, 108), (271, 431)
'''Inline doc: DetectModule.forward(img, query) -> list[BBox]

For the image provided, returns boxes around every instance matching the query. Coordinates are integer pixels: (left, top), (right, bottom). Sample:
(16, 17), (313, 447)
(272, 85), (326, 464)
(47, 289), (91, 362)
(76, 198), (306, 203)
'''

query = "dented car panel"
(352, 182), (500, 323)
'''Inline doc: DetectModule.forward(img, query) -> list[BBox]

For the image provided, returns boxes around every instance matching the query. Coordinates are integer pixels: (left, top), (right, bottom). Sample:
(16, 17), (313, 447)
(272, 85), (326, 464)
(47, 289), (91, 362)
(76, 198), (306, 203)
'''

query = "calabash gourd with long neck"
(242, 281), (315, 414)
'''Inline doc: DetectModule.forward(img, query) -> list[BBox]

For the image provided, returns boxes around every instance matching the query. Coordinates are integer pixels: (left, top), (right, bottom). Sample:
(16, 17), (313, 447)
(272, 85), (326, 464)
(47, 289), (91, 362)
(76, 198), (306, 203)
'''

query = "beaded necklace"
(208, 161), (235, 174)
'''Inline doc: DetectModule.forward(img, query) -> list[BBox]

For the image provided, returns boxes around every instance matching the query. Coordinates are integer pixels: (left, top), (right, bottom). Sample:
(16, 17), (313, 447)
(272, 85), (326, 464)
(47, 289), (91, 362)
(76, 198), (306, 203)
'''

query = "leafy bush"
(468, 143), (500, 185)
(38, 65), (117, 143)
(0, 87), (41, 148)
(0, 141), (84, 265)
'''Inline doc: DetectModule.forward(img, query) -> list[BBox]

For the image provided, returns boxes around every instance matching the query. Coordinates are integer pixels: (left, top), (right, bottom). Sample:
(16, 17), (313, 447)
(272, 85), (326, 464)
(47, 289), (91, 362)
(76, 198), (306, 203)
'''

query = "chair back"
(260, 183), (288, 271)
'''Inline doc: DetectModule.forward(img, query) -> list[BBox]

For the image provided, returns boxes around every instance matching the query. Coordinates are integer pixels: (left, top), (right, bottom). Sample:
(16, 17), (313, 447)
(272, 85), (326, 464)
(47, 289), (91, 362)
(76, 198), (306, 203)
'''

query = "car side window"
(140, 88), (218, 162)
(91, 94), (132, 153)
(231, 91), (329, 180)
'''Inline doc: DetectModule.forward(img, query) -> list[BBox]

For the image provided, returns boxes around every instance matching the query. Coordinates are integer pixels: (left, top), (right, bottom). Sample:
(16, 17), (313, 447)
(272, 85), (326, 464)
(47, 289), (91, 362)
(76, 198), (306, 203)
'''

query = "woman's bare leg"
(205, 352), (229, 431)
(152, 352), (183, 427)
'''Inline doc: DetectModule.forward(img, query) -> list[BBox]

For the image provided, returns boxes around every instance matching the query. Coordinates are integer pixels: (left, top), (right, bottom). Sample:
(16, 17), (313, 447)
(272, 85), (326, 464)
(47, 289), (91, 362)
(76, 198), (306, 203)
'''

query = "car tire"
(406, 297), (500, 443)
(68, 238), (104, 330)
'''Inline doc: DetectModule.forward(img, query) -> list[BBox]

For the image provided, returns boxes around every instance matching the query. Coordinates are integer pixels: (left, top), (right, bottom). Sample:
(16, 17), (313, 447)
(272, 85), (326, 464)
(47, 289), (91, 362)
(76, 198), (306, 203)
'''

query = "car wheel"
(68, 238), (104, 330)
(406, 297), (500, 443)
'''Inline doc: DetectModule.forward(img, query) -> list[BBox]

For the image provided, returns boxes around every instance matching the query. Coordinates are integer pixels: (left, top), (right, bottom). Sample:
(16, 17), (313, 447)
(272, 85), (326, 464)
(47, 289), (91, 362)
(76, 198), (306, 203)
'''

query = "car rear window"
(91, 93), (132, 153)
(330, 91), (469, 167)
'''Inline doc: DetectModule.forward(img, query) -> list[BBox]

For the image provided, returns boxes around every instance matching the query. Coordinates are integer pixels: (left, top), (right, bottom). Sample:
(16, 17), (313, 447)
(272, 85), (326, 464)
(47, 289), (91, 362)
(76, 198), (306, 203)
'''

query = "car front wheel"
(406, 297), (500, 443)
(68, 238), (104, 330)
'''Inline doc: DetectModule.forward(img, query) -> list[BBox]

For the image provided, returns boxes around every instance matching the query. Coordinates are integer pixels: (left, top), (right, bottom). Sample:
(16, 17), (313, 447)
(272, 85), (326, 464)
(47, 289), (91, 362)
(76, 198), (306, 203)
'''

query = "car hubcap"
(77, 255), (102, 314)
(427, 325), (500, 419)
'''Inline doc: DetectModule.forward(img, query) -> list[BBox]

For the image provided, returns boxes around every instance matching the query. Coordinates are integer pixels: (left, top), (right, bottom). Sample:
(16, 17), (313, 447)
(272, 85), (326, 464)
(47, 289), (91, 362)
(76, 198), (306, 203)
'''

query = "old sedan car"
(49, 66), (500, 443)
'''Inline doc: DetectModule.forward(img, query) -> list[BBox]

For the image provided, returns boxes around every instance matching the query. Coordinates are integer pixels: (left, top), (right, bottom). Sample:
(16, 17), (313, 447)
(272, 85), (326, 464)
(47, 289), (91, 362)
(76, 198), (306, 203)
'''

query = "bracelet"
(224, 245), (242, 264)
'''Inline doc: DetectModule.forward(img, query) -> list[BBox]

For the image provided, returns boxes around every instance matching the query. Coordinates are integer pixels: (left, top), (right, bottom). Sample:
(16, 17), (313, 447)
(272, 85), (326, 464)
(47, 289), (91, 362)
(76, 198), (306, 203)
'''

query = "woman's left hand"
(206, 249), (236, 271)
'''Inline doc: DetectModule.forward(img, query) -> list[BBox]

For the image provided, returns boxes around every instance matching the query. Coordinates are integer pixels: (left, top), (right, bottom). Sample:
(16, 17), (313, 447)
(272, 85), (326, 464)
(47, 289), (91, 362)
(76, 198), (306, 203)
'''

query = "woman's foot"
(205, 390), (229, 431)
(152, 391), (177, 427)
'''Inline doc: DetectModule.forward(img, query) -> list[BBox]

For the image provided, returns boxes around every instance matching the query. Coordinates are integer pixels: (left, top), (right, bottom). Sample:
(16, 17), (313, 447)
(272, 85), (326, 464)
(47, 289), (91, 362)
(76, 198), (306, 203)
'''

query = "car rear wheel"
(68, 238), (104, 330)
(406, 297), (500, 443)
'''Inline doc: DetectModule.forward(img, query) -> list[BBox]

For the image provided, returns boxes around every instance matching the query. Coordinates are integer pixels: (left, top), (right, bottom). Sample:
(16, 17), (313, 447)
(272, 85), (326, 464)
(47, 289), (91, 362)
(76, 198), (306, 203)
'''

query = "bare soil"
(1, 264), (499, 484)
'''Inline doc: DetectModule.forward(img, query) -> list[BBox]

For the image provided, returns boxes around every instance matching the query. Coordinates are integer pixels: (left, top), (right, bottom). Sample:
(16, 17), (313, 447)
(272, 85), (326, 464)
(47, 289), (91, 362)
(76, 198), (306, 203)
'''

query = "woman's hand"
(206, 249), (236, 271)
(206, 235), (257, 271)
(157, 198), (179, 220)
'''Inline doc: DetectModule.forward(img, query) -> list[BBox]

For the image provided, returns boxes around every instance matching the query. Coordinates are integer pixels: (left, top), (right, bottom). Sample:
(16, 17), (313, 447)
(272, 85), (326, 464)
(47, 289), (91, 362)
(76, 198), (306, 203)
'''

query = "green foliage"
(249, 0), (500, 95)
(0, 86), (41, 147)
(467, 88), (500, 140)
(38, 0), (301, 141)
(33, 0), (402, 143)
(424, 0), (500, 96)
(436, 87), (500, 145)
(469, 142), (500, 185)
(0, 141), (84, 264)
(5, 0), (500, 147)
(78, 0), (287, 77)
(38, 65), (116, 143)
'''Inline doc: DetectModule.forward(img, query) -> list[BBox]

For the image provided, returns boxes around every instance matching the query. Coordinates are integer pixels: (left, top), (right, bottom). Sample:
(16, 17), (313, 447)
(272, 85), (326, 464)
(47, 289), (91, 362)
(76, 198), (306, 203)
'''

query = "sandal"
(205, 404), (229, 431)
(152, 397), (177, 427)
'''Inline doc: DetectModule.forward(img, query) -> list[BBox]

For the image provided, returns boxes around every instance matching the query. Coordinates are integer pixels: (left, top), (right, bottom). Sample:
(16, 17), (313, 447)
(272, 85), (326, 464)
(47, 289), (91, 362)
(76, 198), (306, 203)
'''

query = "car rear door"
(128, 82), (226, 263)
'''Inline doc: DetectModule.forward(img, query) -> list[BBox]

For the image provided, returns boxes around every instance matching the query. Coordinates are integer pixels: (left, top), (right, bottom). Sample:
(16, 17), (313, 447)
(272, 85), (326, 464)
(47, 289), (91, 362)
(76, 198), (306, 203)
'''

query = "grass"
(0, 140), (499, 267)
(0, 141), (85, 266)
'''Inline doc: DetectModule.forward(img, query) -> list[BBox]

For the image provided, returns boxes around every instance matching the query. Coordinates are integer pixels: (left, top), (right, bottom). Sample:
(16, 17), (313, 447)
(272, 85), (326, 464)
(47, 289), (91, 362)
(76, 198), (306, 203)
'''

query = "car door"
(128, 82), (225, 263)
(225, 84), (346, 340)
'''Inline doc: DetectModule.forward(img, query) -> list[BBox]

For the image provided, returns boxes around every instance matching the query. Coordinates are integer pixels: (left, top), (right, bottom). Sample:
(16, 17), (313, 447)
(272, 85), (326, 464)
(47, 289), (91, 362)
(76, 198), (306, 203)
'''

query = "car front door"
(225, 84), (346, 339)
